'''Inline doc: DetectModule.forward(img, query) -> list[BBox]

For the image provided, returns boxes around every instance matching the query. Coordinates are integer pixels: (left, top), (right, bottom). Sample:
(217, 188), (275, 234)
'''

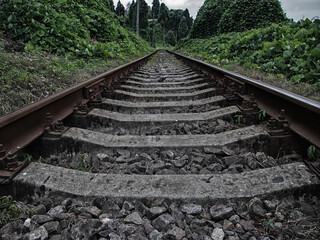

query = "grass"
(0, 195), (36, 228)
(0, 37), (152, 117)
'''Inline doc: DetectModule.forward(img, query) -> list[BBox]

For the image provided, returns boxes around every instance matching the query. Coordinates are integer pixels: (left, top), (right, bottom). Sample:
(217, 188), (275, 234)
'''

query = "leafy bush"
(0, 0), (151, 58)
(166, 30), (176, 46)
(189, 0), (231, 38)
(189, 0), (286, 38)
(218, 0), (287, 34)
(176, 20), (320, 84)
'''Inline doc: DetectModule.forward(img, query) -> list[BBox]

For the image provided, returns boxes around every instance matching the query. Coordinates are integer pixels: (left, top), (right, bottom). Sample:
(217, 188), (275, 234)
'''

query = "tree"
(158, 3), (169, 25)
(166, 30), (176, 46)
(116, 0), (125, 16)
(178, 16), (189, 39)
(108, 0), (115, 12)
(128, 0), (149, 37)
(152, 0), (161, 47)
(152, 0), (160, 19)
(136, 0), (140, 36)
(189, 0), (231, 38)
(218, 0), (287, 34)
(183, 9), (193, 29)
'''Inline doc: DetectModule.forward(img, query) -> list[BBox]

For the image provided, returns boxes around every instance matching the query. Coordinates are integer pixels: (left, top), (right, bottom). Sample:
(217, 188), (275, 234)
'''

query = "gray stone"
(70, 219), (103, 239)
(56, 213), (75, 221)
(211, 227), (225, 240)
(207, 163), (223, 172)
(43, 221), (60, 234)
(47, 205), (65, 218)
(256, 152), (267, 162)
(274, 222), (283, 230)
(240, 220), (255, 231)
(135, 201), (150, 217)
(223, 220), (234, 231)
(140, 153), (152, 161)
(251, 204), (266, 217)
(86, 206), (101, 217)
(23, 226), (48, 240)
(117, 149), (130, 158)
(263, 200), (278, 211)
(33, 204), (47, 215)
(31, 215), (53, 225)
(49, 235), (61, 240)
(147, 207), (167, 219)
(229, 215), (240, 224)
(234, 223), (244, 233)
(143, 219), (154, 235)
(109, 232), (121, 240)
(2, 234), (23, 240)
(24, 218), (31, 228)
(181, 204), (202, 215)
(123, 201), (135, 211)
(171, 158), (188, 168)
(166, 226), (186, 240)
(152, 214), (174, 232)
(210, 205), (234, 220)
(224, 156), (245, 166)
(124, 212), (144, 225)
(149, 230), (163, 240)
(117, 224), (137, 236)
(166, 150), (175, 160)
(96, 153), (111, 161)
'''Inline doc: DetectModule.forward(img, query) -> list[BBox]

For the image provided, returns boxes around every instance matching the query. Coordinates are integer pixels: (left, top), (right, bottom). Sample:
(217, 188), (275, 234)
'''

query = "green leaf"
(283, 50), (292, 58)
(7, 15), (13, 23)
(311, 47), (320, 59)
(290, 74), (304, 83)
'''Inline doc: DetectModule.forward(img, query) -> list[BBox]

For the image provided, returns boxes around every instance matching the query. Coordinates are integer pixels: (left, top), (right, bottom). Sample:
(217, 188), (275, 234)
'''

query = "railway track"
(0, 51), (319, 239)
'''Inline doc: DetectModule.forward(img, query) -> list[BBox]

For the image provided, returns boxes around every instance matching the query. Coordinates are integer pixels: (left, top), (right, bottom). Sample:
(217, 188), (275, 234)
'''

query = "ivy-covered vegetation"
(177, 19), (320, 89)
(0, 0), (151, 58)
(190, 0), (287, 38)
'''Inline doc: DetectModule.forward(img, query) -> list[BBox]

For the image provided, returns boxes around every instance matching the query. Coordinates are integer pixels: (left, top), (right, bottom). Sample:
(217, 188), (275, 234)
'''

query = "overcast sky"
(117, 0), (320, 21)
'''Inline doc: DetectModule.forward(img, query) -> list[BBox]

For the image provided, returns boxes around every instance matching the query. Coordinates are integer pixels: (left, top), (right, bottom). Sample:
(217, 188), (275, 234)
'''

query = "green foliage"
(166, 30), (176, 46)
(258, 109), (266, 121)
(190, 0), (286, 38)
(190, 0), (231, 38)
(0, 0), (150, 58)
(77, 153), (93, 171)
(218, 0), (287, 34)
(0, 196), (35, 227)
(178, 17), (189, 39)
(128, 0), (150, 32)
(177, 20), (320, 84)
(234, 114), (243, 125)
(307, 145), (320, 162)
(158, 3), (169, 26)
(152, 0), (160, 19)
(116, 0), (125, 16)
(0, 196), (20, 227)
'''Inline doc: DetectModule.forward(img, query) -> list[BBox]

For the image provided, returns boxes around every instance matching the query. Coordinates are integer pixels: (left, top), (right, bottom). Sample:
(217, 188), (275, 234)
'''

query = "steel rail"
(169, 51), (320, 148)
(0, 51), (157, 155)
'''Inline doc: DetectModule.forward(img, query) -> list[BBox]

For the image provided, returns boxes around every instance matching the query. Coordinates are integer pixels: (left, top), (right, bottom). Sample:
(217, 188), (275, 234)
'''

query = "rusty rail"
(169, 51), (320, 148)
(0, 51), (156, 156)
